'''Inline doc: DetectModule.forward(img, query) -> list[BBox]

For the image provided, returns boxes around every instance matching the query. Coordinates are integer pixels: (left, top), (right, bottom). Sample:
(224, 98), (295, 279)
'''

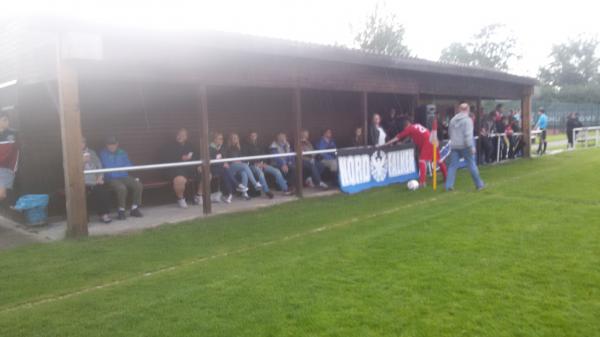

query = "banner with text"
(337, 144), (419, 194)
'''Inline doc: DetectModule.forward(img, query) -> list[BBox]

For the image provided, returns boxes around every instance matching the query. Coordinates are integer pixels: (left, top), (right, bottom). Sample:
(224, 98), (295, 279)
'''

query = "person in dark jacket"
(300, 130), (328, 189)
(352, 127), (365, 147)
(566, 112), (583, 149)
(384, 108), (402, 139)
(160, 128), (202, 208)
(225, 133), (260, 200)
(368, 113), (387, 146)
(478, 109), (493, 164)
(99, 136), (143, 220)
(243, 131), (286, 198)
(209, 132), (238, 204)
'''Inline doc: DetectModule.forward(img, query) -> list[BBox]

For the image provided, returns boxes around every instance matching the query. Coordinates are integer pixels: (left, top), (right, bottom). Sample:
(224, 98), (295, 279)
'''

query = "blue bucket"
(14, 194), (49, 225)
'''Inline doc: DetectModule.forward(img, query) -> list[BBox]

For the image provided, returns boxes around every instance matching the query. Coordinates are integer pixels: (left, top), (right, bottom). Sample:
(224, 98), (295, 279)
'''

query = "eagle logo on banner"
(370, 149), (387, 182)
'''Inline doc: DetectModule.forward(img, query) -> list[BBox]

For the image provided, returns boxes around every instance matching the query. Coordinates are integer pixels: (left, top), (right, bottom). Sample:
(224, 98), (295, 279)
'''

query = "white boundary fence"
(487, 132), (525, 163)
(573, 126), (600, 148)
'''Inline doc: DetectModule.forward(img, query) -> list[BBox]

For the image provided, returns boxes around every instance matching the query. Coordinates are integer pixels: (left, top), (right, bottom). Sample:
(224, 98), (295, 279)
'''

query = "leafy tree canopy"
(439, 24), (519, 71)
(354, 5), (411, 57)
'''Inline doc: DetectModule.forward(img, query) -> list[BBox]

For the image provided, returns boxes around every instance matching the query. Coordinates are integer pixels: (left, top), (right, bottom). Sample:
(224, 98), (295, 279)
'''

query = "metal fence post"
(497, 135), (501, 162)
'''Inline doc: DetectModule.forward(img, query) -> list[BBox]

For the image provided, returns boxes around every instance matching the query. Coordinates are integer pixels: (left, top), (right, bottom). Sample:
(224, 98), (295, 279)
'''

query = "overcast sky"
(4, 0), (600, 77)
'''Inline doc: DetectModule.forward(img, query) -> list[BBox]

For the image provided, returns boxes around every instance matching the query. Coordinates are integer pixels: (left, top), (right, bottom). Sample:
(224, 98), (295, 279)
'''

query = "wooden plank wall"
(79, 80), (201, 185)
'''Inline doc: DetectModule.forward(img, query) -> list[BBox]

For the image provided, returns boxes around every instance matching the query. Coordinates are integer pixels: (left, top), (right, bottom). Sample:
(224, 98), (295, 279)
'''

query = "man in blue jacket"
(316, 128), (338, 173)
(99, 136), (143, 220)
(535, 108), (548, 155)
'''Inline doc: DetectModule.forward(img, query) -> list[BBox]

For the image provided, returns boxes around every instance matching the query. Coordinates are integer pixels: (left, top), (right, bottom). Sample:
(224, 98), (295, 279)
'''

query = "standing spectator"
(160, 128), (202, 209)
(242, 131), (279, 198)
(535, 108), (548, 155)
(494, 103), (504, 134)
(368, 113), (387, 146)
(209, 132), (238, 204)
(99, 136), (143, 220)
(384, 108), (402, 138)
(299, 130), (328, 188)
(445, 103), (484, 191)
(0, 112), (18, 203)
(316, 128), (338, 173)
(352, 127), (365, 147)
(225, 133), (261, 200)
(478, 109), (493, 164)
(82, 138), (112, 223)
(566, 112), (583, 149)
(512, 109), (521, 123)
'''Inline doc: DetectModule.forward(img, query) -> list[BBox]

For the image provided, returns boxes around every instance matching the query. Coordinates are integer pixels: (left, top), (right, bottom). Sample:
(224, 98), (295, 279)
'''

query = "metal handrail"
(85, 160), (204, 175)
(84, 147), (346, 175)
(210, 152), (296, 164)
(303, 149), (337, 156)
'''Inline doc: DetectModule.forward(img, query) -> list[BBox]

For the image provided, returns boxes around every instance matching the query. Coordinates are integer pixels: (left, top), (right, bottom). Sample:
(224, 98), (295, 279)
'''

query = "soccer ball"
(407, 180), (419, 191)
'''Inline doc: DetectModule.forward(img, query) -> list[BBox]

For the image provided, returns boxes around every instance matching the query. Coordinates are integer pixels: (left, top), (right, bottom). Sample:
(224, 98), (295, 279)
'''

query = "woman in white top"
(368, 113), (387, 146)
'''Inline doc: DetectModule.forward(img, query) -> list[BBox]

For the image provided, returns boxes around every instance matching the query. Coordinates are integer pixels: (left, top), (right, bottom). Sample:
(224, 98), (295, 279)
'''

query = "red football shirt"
(395, 124), (434, 161)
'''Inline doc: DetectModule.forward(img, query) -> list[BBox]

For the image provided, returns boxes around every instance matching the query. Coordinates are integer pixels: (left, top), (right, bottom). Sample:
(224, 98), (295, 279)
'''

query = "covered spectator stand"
(0, 19), (536, 237)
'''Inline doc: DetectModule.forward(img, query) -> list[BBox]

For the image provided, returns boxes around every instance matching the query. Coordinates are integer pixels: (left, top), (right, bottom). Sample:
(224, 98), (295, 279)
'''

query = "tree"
(538, 37), (600, 87)
(439, 24), (519, 71)
(354, 5), (411, 57)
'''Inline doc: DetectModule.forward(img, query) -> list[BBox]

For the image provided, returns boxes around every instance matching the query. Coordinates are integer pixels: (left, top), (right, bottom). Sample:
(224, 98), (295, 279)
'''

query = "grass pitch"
(1, 149), (599, 337)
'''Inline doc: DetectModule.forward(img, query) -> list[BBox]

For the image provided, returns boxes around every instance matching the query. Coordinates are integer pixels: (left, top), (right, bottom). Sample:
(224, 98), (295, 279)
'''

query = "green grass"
(545, 133), (566, 143)
(1, 150), (600, 337)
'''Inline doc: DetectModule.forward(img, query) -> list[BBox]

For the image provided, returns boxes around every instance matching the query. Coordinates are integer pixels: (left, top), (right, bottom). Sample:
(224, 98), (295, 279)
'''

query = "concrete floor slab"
(3, 189), (339, 242)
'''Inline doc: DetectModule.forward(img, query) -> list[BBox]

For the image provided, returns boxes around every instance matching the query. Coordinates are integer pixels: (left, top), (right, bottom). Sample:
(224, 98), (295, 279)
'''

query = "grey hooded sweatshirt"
(449, 112), (474, 150)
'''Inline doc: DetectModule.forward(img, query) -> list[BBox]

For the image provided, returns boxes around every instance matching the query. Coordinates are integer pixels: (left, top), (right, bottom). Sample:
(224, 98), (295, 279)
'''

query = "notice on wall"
(337, 144), (418, 194)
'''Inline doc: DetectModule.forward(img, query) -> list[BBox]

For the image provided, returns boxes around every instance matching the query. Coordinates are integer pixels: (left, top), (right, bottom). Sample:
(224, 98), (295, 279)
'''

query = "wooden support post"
(521, 87), (533, 158)
(57, 61), (88, 238)
(360, 91), (368, 145)
(198, 85), (212, 214)
(292, 88), (303, 198)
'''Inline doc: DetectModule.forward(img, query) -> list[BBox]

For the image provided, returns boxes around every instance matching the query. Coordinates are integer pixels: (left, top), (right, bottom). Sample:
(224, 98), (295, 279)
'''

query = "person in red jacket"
(383, 118), (447, 187)
(0, 112), (19, 202)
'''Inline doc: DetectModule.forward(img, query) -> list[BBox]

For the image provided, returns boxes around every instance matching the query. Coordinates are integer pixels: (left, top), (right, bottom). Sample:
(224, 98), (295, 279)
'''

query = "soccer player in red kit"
(383, 118), (447, 187)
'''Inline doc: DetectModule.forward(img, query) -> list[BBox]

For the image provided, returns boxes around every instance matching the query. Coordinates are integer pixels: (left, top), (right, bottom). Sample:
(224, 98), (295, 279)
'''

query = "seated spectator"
(299, 130), (328, 189)
(269, 132), (297, 190)
(316, 128), (338, 173)
(243, 131), (289, 198)
(352, 127), (365, 147)
(209, 132), (239, 204)
(82, 137), (112, 223)
(99, 136), (143, 220)
(368, 113), (387, 146)
(225, 133), (261, 200)
(160, 128), (202, 209)
(0, 111), (18, 203)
